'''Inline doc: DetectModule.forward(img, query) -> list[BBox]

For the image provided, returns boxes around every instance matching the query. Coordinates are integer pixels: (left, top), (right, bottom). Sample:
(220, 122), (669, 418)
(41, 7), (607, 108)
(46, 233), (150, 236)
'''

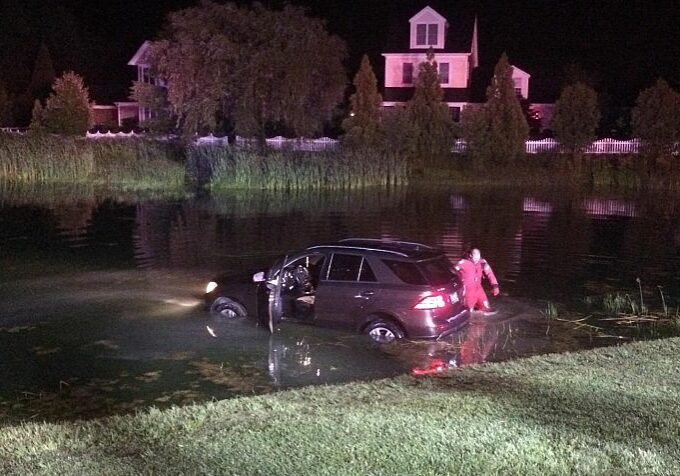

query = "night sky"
(1, 0), (679, 108)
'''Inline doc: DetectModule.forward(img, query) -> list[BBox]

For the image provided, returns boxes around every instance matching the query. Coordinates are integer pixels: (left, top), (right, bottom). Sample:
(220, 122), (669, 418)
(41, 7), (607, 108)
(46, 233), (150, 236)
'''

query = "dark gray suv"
(205, 239), (469, 343)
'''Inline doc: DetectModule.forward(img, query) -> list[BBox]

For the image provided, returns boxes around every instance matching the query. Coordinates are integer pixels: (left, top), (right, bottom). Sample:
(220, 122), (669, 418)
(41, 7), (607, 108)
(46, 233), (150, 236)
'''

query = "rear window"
(418, 257), (456, 285)
(383, 260), (427, 285)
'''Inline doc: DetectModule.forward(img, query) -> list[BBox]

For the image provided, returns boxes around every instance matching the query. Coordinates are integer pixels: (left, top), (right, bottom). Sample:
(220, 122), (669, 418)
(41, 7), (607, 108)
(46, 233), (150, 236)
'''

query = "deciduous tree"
(150, 1), (347, 140)
(342, 55), (382, 149)
(130, 81), (174, 134)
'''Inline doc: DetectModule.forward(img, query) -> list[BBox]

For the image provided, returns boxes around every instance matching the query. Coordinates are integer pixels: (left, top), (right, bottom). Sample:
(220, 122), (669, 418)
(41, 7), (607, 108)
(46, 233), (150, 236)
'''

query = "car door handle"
(354, 291), (375, 299)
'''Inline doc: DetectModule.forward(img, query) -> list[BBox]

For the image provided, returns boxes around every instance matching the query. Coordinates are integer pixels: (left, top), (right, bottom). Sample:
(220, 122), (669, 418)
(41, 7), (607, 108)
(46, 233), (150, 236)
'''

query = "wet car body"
(205, 239), (470, 343)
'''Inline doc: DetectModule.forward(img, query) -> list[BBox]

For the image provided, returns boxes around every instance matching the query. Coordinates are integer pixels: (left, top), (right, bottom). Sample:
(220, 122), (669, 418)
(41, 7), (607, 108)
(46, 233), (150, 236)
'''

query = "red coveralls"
(455, 257), (499, 311)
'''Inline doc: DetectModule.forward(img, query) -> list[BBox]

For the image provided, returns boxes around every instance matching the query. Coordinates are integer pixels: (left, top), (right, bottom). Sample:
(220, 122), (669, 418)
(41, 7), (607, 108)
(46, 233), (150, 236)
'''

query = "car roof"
(304, 238), (444, 261)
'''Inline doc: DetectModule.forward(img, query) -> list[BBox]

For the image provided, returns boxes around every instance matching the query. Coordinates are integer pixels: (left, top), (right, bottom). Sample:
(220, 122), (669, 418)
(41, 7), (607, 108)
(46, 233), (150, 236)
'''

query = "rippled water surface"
(1, 185), (679, 420)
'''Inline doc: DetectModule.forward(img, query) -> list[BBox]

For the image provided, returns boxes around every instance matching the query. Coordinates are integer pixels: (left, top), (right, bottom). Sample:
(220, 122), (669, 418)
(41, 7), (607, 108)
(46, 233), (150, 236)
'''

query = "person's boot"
(480, 305), (497, 315)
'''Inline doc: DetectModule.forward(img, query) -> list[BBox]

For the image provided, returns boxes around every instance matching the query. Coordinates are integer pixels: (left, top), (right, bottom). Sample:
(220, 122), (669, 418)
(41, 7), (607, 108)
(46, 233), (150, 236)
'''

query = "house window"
(416, 24), (427, 45)
(513, 78), (522, 96)
(428, 24), (438, 45)
(416, 23), (439, 46)
(402, 62), (414, 84)
(439, 62), (449, 83)
(450, 107), (461, 122)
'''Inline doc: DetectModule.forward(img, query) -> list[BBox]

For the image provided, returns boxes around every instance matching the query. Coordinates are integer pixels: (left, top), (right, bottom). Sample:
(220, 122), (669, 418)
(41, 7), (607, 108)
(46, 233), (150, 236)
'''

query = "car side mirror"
(253, 271), (265, 283)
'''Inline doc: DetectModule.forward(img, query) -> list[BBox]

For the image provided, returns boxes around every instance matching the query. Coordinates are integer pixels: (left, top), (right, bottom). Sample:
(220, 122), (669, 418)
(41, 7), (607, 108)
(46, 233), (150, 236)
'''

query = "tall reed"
(190, 146), (409, 191)
(0, 134), (185, 192)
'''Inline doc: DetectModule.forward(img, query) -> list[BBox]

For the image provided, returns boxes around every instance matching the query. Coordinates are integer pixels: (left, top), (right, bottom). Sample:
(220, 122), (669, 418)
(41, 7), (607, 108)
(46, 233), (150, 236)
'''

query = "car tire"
(210, 297), (248, 319)
(364, 319), (405, 344)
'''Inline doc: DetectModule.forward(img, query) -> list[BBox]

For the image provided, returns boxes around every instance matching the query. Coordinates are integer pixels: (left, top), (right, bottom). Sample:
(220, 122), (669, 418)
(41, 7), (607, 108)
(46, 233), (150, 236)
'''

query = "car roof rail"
(338, 238), (437, 250)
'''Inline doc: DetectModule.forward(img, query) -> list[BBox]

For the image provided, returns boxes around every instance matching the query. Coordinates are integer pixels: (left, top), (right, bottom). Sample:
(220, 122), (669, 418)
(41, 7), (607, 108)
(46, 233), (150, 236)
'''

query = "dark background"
(1, 1), (678, 111)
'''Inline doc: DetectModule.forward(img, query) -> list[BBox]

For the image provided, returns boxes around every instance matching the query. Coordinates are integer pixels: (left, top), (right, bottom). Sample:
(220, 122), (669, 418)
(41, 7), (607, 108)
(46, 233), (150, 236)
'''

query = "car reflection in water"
(381, 313), (500, 376)
(262, 317), (502, 386)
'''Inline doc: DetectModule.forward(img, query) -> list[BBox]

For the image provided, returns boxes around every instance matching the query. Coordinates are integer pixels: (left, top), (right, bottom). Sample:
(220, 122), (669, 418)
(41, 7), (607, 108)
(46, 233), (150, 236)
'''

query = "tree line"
(3, 0), (679, 174)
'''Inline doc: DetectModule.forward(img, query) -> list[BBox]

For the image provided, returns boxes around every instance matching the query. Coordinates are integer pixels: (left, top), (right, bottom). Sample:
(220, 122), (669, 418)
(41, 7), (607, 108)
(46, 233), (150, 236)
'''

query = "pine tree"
(552, 82), (600, 165)
(406, 50), (454, 169)
(342, 54), (382, 148)
(0, 82), (12, 126)
(484, 53), (529, 165)
(632, 78), (680, 168)
(28, 43), (56, 101)
(40, 72), (91, 135)
(29, 99), (44, 133)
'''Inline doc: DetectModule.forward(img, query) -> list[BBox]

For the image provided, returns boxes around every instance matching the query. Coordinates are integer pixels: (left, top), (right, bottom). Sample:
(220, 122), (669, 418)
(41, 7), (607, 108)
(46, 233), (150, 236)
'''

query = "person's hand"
(492, 285), (500, 296)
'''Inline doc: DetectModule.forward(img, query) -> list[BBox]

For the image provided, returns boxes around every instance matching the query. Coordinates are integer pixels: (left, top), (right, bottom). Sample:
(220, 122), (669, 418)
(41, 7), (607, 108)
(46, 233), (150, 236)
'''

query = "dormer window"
(416, 23), (439, 46)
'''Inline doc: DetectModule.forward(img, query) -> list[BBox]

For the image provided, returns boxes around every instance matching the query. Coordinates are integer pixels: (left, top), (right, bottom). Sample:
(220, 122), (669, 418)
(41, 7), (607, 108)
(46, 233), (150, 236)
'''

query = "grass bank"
(2, 337), (680, 475)
(189, 146), (409, 190)
(0, 135), (185, 193)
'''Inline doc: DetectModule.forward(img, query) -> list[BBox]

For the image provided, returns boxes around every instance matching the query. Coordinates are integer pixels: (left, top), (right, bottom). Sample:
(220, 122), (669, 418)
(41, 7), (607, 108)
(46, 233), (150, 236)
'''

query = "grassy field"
(2, 337), (679, 475)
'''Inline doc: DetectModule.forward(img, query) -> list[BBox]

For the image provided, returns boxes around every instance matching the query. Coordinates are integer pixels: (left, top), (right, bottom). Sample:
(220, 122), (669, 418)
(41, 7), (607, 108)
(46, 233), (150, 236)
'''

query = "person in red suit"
(454, 248), (500, 313)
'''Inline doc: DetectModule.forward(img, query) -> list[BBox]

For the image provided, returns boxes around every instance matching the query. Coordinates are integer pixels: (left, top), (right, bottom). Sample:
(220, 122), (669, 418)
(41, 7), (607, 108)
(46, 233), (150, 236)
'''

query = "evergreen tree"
(0, 81), (12, 126)
(38, 72), (90, 135)
(552, 82), (601, 163)
(406, 50), (454, 169)
(460, 105), (491, 171)
(29, 99), (44, 133)
(28, 43), (55, 101)
(484, 53), (529, 165)
(631, 78), (680, 167)
(342, 55), (382, 149)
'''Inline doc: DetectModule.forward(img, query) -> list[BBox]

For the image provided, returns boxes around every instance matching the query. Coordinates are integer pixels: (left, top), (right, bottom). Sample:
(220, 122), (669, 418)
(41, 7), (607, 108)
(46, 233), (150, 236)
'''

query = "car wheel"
(210, 297), (247, 319)
(364, 319), (405, 344)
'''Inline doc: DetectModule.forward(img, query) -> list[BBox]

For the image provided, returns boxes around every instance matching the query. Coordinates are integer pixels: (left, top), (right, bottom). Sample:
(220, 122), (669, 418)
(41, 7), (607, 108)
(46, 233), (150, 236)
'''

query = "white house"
(382, 6), (546, 125)
(114, 41), (161, 127)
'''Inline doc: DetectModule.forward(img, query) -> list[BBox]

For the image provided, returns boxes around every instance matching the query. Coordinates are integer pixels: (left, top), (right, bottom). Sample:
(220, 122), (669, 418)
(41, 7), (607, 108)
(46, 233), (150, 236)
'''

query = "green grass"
(0, 135), (185, 192)
(2, 337), (680, 475)
(191, 146), (409, 190)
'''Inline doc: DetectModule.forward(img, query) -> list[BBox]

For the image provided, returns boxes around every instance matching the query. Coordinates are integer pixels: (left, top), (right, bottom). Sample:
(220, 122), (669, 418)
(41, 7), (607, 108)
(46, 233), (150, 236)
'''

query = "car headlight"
(206, 281), (218, 294)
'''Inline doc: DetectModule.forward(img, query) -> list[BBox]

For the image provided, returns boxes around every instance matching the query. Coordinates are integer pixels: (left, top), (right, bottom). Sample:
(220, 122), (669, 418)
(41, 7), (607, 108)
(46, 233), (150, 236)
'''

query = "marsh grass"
(2, 338), (680, 475)
(191, 146), (409, 190)
(0, 135), (185, 192)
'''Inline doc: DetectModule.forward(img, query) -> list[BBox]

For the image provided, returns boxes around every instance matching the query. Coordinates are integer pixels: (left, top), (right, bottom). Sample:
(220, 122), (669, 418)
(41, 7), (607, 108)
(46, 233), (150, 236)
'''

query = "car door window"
(326, 254), (376, 282)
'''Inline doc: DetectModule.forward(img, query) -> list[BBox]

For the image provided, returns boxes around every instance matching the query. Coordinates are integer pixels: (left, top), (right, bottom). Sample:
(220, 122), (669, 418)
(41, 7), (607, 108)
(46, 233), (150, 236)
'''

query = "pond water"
(1, 184), (679, 421)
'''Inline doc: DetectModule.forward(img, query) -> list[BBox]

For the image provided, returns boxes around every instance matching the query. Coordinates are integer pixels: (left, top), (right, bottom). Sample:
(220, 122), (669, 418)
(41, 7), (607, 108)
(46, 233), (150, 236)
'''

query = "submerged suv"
(205, 239), (469, 343)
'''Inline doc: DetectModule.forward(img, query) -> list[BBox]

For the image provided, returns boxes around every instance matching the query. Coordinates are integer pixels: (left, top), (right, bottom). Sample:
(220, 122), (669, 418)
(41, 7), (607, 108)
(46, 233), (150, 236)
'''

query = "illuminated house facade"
(114, 41), (160, 127)
(382, 6), (549, 125)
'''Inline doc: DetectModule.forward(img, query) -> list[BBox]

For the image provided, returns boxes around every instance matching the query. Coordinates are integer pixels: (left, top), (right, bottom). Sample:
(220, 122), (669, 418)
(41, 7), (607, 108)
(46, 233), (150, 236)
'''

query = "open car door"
(267, 255), (287, 333)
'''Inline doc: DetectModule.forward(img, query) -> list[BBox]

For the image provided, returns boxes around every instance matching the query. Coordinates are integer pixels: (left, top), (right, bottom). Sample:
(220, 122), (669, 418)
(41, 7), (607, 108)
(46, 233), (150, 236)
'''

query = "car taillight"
(413, 293), (449, 310)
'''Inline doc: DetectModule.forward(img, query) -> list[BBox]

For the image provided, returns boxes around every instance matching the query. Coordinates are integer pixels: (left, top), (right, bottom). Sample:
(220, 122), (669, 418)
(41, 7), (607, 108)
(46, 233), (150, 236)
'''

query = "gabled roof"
(384, 3), (476, 54)
(128, 41), (151, 67)
(409, 6), (447, 24)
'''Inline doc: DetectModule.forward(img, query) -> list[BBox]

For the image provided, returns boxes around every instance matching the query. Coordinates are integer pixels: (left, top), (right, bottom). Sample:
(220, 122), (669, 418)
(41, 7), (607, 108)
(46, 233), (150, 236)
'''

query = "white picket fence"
(454, 138), (649, 154)
(4, 128), (676, 155)
(523, 138), (642, 155)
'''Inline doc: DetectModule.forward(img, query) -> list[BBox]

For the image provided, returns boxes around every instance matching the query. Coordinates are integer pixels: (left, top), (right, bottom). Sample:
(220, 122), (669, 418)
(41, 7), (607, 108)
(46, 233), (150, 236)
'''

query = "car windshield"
(417, 256), (456, 286)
